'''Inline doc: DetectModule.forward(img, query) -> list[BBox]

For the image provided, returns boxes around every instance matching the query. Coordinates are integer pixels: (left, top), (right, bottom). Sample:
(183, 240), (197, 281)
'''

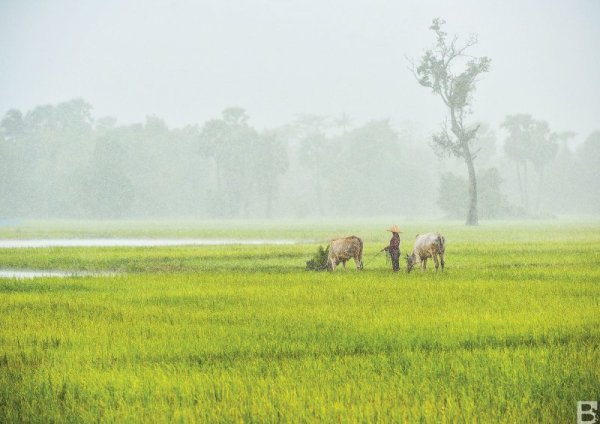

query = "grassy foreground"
(0, 220), (599, 422)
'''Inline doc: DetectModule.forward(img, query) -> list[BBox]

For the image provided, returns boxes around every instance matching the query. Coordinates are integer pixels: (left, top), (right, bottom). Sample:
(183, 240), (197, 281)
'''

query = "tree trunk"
(214, 160), (221, 192)
(464, 150), (479, 226)
(265, 189), (273, 218)
(516, 162), (524, 207)
(523, 162), (529, 213)
(450, 108), (478, 226)
(536, 166), (544, 214)
(315, 167), (324, 216)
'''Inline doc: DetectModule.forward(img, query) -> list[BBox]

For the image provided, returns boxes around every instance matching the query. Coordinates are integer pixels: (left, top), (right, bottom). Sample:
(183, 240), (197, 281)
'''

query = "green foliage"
(0, 99), (95, 217)
(328, 120), (401, 215)
(79, 138), (134, 218)
(296, 119), (434, 216)
(198, 111), (255, 216)
(296, 115), (336, 216)
(413, 18), (491, 225)
(437, 172), (467, 218)
(438, 168), (518, 219)
(0, 98), (594, 220)
(578, 130), (600, 167)
(305, 244), (329, 271)
(252, 131), (289, 217)
(501, 114), (571, 213)
(415, 18), (491, 157)
(0, 220), (599, 422)
(577, 131), (600, 213)
(0, 103), (294, 219)
(199, 108), (289, 217)
(501, 114), (560, 171)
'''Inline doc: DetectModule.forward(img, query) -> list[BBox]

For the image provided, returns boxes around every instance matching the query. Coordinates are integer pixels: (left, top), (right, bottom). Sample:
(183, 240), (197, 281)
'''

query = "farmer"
(387, 225), (402, 272)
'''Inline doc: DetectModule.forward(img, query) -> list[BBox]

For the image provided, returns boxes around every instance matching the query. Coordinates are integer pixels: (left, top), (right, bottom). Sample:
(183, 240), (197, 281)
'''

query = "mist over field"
(2, 3), (600, 421)
(1, 0), (599, 220)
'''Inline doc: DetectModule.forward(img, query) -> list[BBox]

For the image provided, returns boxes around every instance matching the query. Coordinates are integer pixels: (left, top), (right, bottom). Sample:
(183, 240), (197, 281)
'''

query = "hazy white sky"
(1, 0), (599, 141)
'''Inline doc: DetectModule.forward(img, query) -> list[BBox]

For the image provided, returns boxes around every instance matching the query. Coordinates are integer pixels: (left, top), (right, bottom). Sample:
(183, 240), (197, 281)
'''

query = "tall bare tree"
(411, 18), (491, 225)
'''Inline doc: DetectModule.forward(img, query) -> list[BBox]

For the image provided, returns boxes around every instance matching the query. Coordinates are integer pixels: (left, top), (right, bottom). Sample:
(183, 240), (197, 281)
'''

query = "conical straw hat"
(387, 225), (402, 233)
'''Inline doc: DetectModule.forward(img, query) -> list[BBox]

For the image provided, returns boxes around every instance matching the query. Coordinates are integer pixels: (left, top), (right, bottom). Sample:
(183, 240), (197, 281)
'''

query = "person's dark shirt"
(389, 233), (400, 252)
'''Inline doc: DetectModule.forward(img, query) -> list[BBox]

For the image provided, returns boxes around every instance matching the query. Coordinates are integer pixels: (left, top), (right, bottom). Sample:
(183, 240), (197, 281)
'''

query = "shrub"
(305, 245), (329, 271)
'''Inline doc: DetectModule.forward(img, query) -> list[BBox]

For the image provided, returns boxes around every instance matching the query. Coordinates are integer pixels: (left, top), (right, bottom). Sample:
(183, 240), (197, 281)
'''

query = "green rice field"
(0, 219), (599, 422)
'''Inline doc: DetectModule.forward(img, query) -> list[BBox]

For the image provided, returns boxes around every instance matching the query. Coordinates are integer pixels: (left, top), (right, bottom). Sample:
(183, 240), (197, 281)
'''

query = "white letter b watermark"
(577, 401), (598, 424)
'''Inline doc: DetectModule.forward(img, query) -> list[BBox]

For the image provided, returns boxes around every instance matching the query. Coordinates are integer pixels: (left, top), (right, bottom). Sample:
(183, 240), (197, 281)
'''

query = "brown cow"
(327, 236), (363, 271)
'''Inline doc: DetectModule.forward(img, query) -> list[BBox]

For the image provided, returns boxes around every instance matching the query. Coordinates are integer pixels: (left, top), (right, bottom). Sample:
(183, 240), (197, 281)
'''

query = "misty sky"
(1, 0), (599, 142)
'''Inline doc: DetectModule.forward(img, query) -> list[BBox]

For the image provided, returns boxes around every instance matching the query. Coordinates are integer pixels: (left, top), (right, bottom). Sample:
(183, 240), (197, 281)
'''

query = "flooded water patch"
(0, 238), (300, 248)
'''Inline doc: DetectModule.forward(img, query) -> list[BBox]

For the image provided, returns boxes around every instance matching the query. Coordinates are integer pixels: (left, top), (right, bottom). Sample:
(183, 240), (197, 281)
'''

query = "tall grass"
(0, 220), (599, 422)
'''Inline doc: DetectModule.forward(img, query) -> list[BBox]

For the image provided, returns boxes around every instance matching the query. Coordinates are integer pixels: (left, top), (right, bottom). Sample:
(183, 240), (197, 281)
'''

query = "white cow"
(406, 232), (445, 273)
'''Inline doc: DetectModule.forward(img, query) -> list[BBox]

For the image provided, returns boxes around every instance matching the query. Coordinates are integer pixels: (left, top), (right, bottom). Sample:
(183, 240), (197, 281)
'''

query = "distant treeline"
(0, 99), (598, 219)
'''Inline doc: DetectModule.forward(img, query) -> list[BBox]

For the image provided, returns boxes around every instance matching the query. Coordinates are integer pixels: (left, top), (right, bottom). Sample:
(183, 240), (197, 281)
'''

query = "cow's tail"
(326, 244), (333, 271)
(437, 234), (445, 254)
(357, 237), (364, 261)
(356, 236), (364, 270)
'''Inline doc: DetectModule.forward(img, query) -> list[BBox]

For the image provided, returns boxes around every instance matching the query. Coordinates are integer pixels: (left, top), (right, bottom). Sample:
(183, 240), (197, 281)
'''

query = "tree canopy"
(413, 18), (491, 225)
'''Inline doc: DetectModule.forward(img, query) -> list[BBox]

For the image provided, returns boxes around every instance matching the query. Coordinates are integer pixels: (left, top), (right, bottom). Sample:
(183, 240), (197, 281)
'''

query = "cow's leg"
(433, 254), (439, 272)
(440, 254), (445, 272)
(354, 257), (362, 271)
(330, 259), (337, 272)
(421, 258), (427, 272)
(342, 260), (346, 270)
